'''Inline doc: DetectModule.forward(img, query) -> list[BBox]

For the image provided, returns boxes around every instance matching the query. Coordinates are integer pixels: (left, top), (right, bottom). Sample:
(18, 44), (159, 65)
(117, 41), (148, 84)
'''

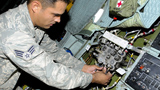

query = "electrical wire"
(130, 30), (141, 44)
(126, 53), (134, 68)
(105, 77), (121, 90)
(127, 52), (136, 61)
(124, 30), (140, 39)
(125, 28), (156, 44)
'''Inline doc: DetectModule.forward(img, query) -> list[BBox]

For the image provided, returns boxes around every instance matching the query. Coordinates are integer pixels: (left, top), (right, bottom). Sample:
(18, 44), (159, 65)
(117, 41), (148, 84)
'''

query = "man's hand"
(92, 71), (112, 85)
(82, 64), (112, 85)
(82, 65), (103, 74)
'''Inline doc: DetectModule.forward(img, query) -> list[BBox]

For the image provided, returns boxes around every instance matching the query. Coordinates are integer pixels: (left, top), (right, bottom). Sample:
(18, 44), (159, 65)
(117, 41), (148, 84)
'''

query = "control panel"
(125, 53), (160, 90)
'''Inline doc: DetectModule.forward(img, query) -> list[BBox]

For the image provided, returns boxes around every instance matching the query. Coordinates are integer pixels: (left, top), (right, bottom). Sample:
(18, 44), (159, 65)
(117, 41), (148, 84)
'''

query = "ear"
(31, 1), (42, 13)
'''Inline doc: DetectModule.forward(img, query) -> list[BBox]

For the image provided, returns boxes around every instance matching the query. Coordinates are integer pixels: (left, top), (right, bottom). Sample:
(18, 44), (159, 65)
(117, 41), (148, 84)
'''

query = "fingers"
(104, 72), (112, 85)
(101, 71), (112, 85)
(102, 67), (106, 73)
(94, 65), (103, 70)
(92, 71), (112, 85)
(91, 65), (113, 86)
(105, 72), (112, 78)
(91, 65), (103, 73)
(106, 72), (112, 83)
(90, 70), (96, 74)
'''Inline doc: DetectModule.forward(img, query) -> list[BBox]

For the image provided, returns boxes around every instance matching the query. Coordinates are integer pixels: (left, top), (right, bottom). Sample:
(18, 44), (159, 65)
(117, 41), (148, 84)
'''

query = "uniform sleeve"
(1, 31), (92, 89)
(39, 33), (85, 71)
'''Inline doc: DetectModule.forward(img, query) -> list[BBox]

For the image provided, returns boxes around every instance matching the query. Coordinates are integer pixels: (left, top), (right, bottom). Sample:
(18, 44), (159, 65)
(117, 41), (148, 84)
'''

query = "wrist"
(82, 64), (87, 72)
(91, 74), (95, 83)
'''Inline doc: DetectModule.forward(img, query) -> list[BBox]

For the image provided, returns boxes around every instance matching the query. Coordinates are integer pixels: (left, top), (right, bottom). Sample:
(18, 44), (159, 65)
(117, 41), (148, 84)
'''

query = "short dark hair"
(27, 0), (70, 8)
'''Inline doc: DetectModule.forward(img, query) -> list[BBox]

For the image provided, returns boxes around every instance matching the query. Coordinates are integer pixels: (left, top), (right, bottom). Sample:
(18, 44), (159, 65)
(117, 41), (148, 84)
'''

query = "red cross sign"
(116, 0), (124, 8)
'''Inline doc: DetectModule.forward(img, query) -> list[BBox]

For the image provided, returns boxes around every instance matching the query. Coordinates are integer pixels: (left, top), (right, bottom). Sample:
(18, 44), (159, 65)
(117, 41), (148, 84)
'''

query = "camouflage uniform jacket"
(0, 2), (92, 90)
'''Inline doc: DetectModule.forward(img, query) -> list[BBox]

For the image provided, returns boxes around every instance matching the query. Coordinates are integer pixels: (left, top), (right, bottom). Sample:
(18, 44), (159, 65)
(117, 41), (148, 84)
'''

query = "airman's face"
(36, 1), (67, 29)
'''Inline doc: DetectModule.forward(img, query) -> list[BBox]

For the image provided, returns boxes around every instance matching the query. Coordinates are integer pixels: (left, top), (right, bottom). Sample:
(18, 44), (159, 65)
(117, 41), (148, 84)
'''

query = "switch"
(140, 65), (144, 70)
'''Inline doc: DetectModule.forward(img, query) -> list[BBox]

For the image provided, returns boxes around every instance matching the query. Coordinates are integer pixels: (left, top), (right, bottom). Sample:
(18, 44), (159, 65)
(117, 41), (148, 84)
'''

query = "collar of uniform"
(18, 2), (35, 34)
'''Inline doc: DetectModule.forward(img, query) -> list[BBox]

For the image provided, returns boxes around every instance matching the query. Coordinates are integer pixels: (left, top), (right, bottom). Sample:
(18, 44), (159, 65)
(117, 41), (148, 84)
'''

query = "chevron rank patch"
(14, 45), (35, 60)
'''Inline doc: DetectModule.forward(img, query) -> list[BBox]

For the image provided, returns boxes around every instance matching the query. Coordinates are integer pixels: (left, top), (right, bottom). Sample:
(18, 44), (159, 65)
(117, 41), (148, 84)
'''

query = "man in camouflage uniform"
(0, 0), (112, 89)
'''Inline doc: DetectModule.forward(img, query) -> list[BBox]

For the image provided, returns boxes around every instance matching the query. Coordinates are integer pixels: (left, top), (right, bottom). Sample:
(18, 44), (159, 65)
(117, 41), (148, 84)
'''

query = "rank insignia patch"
(14, 45), (35, 60)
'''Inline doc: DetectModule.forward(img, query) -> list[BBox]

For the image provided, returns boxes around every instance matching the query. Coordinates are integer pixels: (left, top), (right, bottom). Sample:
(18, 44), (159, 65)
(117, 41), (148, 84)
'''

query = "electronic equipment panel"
(125, 53), (160, 90)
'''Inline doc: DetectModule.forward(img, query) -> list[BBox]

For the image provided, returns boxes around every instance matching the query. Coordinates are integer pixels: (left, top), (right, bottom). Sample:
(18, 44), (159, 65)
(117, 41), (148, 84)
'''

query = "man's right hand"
(91, 71), (112, 85)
